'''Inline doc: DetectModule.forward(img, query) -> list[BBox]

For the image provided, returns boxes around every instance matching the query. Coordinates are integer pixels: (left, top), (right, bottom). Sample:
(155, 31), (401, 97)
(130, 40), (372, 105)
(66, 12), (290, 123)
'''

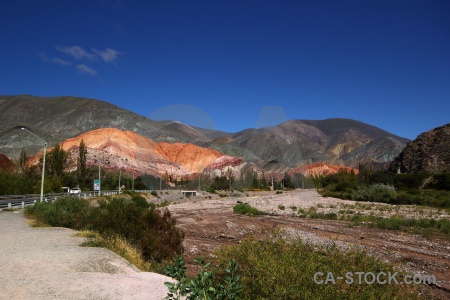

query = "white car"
(69, 188), (81, 195)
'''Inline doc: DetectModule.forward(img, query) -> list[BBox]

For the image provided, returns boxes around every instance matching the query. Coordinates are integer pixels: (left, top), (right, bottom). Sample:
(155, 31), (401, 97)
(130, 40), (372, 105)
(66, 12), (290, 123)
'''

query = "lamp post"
(21, 127), (47, 202)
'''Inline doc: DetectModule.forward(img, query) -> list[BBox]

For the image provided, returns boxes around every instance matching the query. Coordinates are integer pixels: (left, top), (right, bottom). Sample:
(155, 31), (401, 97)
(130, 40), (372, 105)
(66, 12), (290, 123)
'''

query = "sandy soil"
(0, 210), (173, 300)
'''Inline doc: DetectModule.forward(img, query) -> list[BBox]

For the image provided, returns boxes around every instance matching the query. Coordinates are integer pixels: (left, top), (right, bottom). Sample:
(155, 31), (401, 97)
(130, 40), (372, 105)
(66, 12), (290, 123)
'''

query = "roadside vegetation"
(25, 194), (184, 272)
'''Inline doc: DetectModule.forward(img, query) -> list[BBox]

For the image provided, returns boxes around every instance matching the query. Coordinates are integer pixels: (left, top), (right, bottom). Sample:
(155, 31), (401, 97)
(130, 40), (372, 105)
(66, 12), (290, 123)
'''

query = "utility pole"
(118, 169), (121, 193)
(98, 165), (101, 196)
(21, 127), (47, 202)
(132, 170), (134, 191)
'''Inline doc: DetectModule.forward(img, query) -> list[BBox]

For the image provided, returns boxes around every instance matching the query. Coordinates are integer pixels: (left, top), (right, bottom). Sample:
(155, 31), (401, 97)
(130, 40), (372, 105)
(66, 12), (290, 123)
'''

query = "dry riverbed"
(166, 189), (450, 299)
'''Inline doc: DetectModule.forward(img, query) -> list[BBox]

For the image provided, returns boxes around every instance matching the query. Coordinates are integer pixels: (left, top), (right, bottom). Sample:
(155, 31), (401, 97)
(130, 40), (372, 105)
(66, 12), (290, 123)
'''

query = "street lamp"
(21, 127), (47, 202)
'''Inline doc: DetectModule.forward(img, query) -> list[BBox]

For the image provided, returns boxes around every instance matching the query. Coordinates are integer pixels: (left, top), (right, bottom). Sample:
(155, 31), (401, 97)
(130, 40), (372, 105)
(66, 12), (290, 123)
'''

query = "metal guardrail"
(0, 190), (122, 210)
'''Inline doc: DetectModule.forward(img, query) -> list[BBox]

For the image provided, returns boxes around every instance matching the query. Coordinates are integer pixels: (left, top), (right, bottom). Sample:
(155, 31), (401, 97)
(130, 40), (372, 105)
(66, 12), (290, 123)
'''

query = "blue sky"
(1, 0), (449, 139)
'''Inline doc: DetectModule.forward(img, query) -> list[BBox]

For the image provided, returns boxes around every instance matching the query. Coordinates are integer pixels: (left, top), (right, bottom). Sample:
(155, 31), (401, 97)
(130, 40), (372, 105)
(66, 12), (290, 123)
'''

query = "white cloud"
(51, 57), (71, 66)
(92, 48), (121, 63)
(56, 45), (96, 61)
(39, 52), (71, 66)
(76, 64), (97, 75)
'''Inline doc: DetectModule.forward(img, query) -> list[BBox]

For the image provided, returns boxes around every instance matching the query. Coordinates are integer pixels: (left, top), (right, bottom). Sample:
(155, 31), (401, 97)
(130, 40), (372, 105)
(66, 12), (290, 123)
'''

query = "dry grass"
(76, 230), (160, 272)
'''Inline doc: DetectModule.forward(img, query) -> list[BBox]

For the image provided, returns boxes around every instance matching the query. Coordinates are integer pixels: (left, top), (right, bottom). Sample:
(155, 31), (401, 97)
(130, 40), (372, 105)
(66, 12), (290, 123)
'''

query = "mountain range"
(0, 95), (411, 177)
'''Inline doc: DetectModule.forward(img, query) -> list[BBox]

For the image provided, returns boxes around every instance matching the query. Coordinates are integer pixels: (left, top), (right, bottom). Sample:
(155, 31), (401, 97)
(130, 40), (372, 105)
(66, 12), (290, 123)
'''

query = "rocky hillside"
(388, 123), (450, 174)
(219, 119), (409, 166)
(0, 95), (204, 158)
(0, 95), (409, 170)
(294, 162), (357, 177)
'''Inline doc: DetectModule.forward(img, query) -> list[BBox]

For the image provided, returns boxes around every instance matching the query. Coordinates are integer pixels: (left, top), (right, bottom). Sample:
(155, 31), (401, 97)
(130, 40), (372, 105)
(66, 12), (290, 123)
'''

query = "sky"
(1, 0), (449, 140)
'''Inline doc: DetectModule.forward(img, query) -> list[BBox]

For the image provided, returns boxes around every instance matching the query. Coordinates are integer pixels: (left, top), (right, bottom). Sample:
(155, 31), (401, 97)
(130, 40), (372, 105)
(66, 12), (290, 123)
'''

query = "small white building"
(181, 190), (197, 197)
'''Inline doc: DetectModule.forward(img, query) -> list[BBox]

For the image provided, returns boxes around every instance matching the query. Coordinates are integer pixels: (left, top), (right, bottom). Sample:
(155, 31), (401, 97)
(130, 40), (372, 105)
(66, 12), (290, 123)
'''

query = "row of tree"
(1, 139), (318, 195)
(0, 140), (135, 195)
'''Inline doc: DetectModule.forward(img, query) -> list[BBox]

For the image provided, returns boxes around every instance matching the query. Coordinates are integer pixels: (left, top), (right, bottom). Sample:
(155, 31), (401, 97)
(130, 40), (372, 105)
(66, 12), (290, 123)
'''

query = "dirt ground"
(166, 189), (450, 300)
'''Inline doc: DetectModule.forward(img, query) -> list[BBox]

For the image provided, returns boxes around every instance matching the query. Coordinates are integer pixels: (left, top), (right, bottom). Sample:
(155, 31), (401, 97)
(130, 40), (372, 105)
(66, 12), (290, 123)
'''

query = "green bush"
(213, 234), (418, 299)
(164, 256), (241, 300)
(352, 184), (397, 202)
(425, 172), (450, 190)
(25, 196), (184, 264)
(26, 196), (89, 228)
(233, 203), (266, 216)
(131, 194), (150, 209)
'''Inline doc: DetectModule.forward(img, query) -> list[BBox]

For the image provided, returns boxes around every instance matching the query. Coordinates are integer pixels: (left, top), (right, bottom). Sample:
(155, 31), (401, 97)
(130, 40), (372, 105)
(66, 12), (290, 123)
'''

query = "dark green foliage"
(319, 170), (450, 208)
(370, 171), (394, 185)
(77, 139), (88, 188)
(19, 147), (27, 173)
(131, 194), (150, 209)
(316, 168), (358, 189)
(26, 196), (89, 228)
(282, 172), (295, 189)
(357, 162), (373, 185)
(0, 167), (39, 195)
(210, 175), (233, 192)
(151, 190), (158, 197)
(25, 196), (184, 263)
(425, 172), (450, 190)
(393, 173), (430, 190)
(164, 256), (241, 300)
(45, 144), (68, 179)
(233, 203), (266, 216)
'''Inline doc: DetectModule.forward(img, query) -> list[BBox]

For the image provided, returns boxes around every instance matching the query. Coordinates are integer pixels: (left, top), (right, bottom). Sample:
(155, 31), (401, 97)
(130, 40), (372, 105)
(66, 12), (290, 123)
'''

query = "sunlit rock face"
(31, 128), (236, 177)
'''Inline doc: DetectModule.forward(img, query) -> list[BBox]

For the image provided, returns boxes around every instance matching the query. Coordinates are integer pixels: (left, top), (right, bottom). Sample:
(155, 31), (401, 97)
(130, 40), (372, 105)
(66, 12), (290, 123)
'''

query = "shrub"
(425, 172), (450, 190)
(164, 256), (241, 300)
(25, 196), (184, 266)
(87, 198), (183, 262)
(150, 190), (158, 197)
(26, 196), (89, 229)
(131, 194), (150, 209)
(213, 234), (418, 299)
(352, 184), (397, 202)
(233, 203), (265, 216)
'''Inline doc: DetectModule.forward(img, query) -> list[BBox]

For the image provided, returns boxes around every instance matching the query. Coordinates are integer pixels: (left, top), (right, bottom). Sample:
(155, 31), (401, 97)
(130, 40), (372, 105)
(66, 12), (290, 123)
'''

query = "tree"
(282, 172), (295, 189)
(19, 147), (27, 173)
(46, 144), (68, 179)
(358, 161), (373, 185)
(77, 139), (88, 188)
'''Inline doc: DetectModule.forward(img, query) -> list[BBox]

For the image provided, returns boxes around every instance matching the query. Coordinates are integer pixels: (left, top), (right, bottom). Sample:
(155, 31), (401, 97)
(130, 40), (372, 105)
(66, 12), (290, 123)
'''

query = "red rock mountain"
(0, 154), (13, 171)
(294, 162), (357, 177)
(55, 128), (228, 177)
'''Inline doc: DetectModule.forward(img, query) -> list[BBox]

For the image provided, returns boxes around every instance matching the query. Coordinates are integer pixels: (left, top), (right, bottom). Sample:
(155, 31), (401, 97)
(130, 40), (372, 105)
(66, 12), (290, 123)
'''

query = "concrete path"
(0, 210), (172, 300)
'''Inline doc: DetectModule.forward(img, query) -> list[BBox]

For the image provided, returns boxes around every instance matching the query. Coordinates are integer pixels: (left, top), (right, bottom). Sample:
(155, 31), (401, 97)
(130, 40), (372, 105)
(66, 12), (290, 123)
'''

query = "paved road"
(0, 210), (173, 300)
